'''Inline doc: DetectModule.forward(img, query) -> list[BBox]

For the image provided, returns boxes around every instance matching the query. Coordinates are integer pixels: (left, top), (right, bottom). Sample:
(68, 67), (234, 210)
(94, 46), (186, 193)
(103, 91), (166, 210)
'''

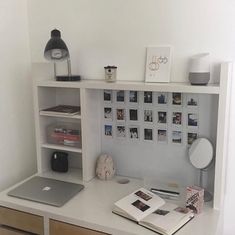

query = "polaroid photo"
(157, 92), (168, 105)
(157, 129), (167, 143)
(104, 125), (112, 138)
(135, 190), (152, 201)
(187, 94), (199, 107)
(129, 91), (138, 103)
(154, 209), (170, 216)
(132, 199), (150, 212)
(172, 131), (182, 144)
(129, 109), (138, 121)
(174, 207), (191, 214)
(188, 132), (198, 145)
(129, 127), (139, 140)
(104, 90), (112, 103)
(172, 112), (182, 125)
(116, 90), (125, 103)
(104, 107), (112, 121)
(116, 108), (125, 122)
(188, 113), (198, 127)
(144, 109), (153, 123)
(158, 111), (167, 124)
(144, 91), (153, 104)
(144, 128), (153, 141)
(116, 125), (126, 138)
(172, 92), (182, 106)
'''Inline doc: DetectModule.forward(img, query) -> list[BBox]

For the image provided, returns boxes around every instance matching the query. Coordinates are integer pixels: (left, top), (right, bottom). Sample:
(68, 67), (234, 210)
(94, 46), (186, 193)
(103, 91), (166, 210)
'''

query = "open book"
(113, 188), (194, 235)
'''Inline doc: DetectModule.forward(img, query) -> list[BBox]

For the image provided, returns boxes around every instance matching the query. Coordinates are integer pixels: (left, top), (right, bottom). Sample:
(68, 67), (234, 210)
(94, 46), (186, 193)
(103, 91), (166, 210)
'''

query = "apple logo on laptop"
(42, 186), (51, 191)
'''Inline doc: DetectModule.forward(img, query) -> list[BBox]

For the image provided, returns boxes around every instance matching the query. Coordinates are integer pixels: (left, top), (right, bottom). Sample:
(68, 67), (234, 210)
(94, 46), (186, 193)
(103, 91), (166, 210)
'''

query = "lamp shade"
(44, 29), (69, 61)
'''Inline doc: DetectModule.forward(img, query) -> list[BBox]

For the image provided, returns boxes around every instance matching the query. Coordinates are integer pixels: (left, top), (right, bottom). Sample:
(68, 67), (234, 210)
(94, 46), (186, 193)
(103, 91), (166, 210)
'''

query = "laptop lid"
(7, 176), (84, 207)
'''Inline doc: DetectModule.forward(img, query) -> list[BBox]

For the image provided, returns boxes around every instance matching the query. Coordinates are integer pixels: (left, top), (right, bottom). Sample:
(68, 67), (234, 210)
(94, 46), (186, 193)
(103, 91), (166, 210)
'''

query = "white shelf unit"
(33, 62), (232, 211)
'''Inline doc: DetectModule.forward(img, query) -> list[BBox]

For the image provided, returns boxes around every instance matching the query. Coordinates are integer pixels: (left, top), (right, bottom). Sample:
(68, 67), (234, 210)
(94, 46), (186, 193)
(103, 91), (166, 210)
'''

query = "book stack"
(40, 105), (80, 116)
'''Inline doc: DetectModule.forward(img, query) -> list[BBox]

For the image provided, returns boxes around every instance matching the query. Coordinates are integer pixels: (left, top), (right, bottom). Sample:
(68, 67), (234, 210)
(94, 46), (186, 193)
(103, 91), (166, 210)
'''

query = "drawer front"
(0, 226), (30, 235)
(0, 207), (44, 235)
(50, 219), (110, 235)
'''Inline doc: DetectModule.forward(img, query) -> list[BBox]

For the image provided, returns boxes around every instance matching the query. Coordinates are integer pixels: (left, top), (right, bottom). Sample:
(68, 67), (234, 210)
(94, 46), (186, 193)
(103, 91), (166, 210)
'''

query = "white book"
(113, 188), (194, 235)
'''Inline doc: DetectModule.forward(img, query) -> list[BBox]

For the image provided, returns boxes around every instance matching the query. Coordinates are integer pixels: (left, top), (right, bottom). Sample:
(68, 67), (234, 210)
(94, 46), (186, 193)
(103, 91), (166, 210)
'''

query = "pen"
(150, 188), (180, 196)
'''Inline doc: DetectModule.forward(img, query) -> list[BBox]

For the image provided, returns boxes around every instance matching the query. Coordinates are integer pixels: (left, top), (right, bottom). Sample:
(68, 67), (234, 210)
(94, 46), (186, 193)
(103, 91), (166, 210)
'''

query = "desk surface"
(0, 174), (222, 235)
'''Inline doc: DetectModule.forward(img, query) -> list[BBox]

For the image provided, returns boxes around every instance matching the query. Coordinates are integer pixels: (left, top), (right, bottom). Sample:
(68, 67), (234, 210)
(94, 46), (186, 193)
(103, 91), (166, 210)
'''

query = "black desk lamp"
(44, 29), (81, 81)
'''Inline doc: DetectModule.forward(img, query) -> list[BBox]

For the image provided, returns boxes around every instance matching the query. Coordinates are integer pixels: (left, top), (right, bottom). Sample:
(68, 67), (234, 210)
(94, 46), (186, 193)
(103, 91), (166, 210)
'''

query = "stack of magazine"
(112, 188), (194, 235)
(40, 105), (80, 116)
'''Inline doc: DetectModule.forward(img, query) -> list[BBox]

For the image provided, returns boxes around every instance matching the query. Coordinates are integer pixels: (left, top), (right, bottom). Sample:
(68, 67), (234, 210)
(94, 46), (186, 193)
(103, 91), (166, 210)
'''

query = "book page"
(140, 203), (194, 234)
(114, 188), (165, 222)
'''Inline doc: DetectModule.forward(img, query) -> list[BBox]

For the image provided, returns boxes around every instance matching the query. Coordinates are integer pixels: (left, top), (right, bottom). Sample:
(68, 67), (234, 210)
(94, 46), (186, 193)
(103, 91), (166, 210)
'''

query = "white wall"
(28, 0), (235, 83)
(0, 0), (37, 191)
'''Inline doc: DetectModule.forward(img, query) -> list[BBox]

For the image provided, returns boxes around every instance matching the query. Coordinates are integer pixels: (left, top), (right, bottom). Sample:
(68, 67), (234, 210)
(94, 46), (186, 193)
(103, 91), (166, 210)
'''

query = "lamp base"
(56, 75), (81, 82)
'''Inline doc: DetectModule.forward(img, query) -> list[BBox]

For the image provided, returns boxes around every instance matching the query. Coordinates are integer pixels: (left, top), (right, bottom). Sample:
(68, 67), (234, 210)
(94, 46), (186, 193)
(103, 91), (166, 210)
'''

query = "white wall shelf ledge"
(36, 79), (220, 94)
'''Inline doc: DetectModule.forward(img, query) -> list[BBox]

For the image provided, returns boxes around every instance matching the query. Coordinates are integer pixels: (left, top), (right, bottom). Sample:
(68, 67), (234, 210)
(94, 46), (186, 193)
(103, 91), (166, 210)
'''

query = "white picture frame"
(145, 46), (172, 83)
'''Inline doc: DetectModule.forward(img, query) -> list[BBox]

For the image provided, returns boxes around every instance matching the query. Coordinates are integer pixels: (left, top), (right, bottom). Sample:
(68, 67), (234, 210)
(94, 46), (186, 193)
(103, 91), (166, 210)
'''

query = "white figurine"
(96, 154), (115, 180)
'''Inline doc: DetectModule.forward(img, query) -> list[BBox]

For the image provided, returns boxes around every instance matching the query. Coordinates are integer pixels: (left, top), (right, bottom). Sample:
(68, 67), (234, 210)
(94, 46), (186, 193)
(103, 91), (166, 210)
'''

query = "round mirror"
(189, 138), (213, 169)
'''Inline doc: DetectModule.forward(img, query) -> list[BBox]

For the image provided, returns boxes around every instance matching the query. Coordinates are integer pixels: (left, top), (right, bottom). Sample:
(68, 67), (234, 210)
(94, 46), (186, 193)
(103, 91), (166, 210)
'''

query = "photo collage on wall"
(103, 90), (199, 145)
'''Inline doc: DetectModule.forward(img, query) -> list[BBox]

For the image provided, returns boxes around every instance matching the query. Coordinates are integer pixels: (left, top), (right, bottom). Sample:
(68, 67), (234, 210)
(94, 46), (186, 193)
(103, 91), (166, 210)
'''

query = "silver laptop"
(7, 176), (84, 207)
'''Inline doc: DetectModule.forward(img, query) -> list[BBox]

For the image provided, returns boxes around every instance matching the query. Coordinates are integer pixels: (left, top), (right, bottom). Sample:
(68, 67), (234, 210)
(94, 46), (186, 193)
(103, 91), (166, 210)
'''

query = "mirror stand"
(199, 169), (213, 202)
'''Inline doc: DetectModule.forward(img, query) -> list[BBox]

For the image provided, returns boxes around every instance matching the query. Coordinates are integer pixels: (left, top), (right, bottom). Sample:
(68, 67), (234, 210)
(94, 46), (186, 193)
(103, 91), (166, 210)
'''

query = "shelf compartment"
(41, 143), (82, 153)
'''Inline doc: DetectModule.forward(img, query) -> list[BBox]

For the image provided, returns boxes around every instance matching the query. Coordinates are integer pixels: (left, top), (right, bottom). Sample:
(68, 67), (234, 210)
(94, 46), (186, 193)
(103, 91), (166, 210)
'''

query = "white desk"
(0, 174), (222, 235)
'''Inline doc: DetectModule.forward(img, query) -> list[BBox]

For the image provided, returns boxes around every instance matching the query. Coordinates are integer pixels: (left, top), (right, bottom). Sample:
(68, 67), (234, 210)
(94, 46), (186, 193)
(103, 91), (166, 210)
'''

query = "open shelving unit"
(33, 62), (232, 211)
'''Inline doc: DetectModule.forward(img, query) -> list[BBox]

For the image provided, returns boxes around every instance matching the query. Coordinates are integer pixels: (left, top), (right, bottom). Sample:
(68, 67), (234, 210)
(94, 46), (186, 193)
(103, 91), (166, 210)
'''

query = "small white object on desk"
(96, 153), (115, 180)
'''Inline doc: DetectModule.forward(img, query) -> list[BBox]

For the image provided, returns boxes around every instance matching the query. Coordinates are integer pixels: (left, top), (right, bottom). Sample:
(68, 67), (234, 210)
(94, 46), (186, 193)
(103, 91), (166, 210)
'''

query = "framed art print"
(145, 46), (172, 83)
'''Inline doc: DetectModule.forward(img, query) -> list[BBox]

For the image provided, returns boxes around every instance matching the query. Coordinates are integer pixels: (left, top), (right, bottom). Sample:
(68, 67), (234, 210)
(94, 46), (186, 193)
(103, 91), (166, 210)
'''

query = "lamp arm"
(53, 63), (57, 79)
(67, 57), (72, 77)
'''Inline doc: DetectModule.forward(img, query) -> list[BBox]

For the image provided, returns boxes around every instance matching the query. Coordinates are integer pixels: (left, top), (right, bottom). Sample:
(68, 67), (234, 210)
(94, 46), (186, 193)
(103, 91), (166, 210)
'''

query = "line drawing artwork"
(148, 56), (168, 71)
(145, 46), (172, 83)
